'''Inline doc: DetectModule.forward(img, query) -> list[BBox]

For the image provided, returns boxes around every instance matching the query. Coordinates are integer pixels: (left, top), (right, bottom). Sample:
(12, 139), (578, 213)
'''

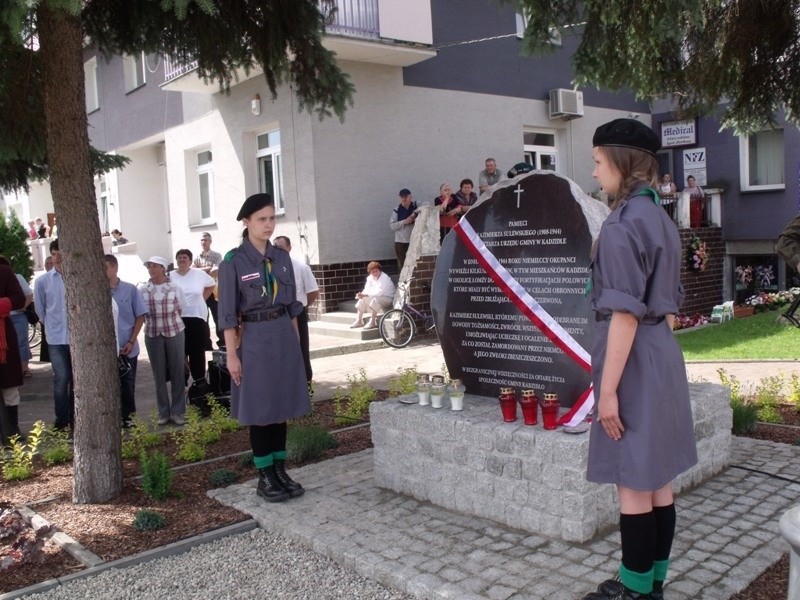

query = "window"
(516, 12), (561, 45)
(523, 130), (558, 171)
(122, 52), (146, 93)
(256, 130), (284, 214)
(190, 150), (214, 225)
(84, 57), (99, 113)
(739, 129), (784, 191)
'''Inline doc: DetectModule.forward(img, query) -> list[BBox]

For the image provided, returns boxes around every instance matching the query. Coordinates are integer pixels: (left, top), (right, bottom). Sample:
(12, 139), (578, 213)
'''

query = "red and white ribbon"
(453, 219), (594, 426)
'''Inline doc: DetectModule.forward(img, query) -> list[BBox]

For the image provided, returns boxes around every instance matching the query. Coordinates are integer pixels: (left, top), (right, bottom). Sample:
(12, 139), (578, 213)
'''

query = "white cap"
(144, 256), (169, 268)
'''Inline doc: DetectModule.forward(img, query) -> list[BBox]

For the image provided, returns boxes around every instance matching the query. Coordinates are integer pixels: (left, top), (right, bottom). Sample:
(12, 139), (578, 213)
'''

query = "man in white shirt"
(273, 236), (319, 385)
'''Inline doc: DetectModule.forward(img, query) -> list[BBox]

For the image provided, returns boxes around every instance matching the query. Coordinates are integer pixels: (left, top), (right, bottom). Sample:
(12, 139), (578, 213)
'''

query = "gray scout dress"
(587, 187), (698, 491)
(217, 238), (311, 426)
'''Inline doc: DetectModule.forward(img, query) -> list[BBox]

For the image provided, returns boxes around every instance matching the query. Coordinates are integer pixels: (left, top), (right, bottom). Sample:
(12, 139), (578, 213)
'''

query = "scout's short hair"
(367, 261), (382, 272)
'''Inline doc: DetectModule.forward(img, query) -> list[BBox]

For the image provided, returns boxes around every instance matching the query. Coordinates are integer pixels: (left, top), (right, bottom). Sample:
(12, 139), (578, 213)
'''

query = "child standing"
(582, 119), (698, 600)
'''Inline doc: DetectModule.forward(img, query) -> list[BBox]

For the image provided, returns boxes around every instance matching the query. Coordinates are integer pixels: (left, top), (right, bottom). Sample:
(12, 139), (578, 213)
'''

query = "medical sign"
(661, 120), (696, 147)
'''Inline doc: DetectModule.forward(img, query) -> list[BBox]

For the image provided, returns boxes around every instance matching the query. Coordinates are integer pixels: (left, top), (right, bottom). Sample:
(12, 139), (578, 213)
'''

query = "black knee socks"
(619, 512), (657, 594)
(250, 422), (288, 469)
(653, 503), (676, 585)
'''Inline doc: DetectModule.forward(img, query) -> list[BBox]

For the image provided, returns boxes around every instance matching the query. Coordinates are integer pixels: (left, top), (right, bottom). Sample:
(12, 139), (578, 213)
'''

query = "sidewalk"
(12, 335), (800, 599)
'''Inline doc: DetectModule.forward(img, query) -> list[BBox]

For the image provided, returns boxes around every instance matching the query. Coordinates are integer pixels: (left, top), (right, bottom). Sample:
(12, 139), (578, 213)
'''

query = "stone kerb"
(370, 382), (731, 544)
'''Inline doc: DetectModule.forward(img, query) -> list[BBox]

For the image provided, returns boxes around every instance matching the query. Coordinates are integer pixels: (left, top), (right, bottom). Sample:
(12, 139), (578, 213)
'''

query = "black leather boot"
(273, 459), (304, 498)
(597, 579), (653, 599)
(256, 466), (290, 503)
(6, 405), (23, 440)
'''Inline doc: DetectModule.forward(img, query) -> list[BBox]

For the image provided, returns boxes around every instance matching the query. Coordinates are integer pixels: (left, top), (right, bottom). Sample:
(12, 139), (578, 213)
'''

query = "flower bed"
(673, 313), (710, 330)
(745, 288), (800, 313)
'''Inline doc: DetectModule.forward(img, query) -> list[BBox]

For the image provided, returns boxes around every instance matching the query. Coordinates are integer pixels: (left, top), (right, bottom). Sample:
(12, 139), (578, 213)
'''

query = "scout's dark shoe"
(581, 594), (609, 600)
(597, 579), (653, 599)
(257, 466), (290, 503)
(273, 459), (304, 498)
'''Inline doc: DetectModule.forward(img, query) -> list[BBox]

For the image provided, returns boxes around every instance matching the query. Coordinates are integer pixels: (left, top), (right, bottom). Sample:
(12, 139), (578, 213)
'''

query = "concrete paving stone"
(667, 577), (706, 597)
(686, 567), (722, 586)
(582, 553), (607, 568)
(704, 558), (734, 575)
(437, 567), (469, 583)
(351, 549), (387, 577)
(431, 581), (470, 599)
(478, 566), (511, 582)
(751, 528), (779, 542)
(722, 541), (757, 559)
(520, 534), (548, 550)
(420, 558), (446, 574)
(372, 561), (416, 591)
(487, 541), (515, 552)
(486, 584), (517, 600)
(504, 545), (531, 559)
(457, 576), (493, 593)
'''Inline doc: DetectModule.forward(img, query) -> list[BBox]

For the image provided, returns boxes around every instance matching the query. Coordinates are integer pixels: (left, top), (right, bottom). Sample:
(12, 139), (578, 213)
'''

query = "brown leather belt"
(241, 306), (286, 322)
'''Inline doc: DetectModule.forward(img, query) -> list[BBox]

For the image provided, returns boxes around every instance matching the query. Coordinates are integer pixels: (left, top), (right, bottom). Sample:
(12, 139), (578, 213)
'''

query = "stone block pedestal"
(370, 383), (732, 543)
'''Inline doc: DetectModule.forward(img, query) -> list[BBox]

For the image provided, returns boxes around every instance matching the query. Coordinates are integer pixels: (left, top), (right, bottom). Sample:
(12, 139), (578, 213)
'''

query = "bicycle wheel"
(28, 322), (42, 350)
(379, 309), (415, 348)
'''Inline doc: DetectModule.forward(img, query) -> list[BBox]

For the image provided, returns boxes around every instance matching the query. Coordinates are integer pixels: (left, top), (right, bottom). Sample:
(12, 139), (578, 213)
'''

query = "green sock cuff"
(254, 454), (273, 469)
(619, 564), (654, 594)
(273, 450), (287, 461)
(653, 559), (669, 582)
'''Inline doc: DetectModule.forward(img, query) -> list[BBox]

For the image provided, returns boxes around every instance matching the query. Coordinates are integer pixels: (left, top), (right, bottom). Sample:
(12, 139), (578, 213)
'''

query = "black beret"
(593, 118), (660, 156)
(236, 193), (273, 221)
(507, 162), (534, 178)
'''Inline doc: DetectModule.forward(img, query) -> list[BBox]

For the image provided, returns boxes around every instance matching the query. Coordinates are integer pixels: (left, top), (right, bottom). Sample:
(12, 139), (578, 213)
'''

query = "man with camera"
(390, 188), (419, 270)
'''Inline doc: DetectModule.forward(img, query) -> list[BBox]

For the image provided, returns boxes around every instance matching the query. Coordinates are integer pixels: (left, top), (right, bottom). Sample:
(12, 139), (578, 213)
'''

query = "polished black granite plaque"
(431, 173), (604, 406)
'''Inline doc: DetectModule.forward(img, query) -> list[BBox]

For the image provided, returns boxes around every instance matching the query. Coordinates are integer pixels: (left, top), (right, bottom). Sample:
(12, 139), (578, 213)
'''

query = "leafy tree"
(514, 0), (800, 132)
(0, 212), (34, 281)
(0, 0), (353, 503)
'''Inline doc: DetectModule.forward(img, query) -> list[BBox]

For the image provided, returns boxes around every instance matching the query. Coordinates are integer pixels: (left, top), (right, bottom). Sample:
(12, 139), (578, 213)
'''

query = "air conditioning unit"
(549, 88), (584, 119)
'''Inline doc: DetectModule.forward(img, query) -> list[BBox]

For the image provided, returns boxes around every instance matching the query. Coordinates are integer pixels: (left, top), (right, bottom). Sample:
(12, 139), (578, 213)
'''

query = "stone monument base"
(370, 383), (731, 543)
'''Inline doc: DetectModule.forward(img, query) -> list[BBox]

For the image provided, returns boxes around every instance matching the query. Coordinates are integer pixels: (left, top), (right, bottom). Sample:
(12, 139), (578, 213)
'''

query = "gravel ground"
(22, 528), (412, 600)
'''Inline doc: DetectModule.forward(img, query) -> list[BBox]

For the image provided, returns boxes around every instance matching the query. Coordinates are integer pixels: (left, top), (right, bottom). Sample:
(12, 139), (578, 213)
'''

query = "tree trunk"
(38, 6), (122, 503)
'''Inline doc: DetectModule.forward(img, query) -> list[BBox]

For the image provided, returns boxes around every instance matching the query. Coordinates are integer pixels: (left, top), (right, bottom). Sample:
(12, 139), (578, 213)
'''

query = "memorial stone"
(431, 172), (609, 406)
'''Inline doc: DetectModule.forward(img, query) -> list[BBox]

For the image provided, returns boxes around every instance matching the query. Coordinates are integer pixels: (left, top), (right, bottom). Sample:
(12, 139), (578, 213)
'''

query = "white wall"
(164, 77), (319, 260)
(379, 0), (433, 44)
(114, 145), (172, 260)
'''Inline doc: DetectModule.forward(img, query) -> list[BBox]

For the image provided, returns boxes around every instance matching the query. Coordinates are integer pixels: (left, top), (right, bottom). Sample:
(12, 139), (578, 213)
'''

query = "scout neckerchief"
(261, 258), (278, 303)
(584, 187), (662, 296)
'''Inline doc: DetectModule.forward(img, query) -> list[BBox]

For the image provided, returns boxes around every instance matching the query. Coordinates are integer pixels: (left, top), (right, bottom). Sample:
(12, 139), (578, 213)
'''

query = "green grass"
(677, 311), (800, 360)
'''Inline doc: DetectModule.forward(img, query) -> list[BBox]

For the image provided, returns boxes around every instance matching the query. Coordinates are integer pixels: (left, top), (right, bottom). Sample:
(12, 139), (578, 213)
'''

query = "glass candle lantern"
(415, 374), (431, 406)
(448, 378), (465, 411)
(498, 387), (517, 422)
(540, 392), (560, 430)
(430, 375), (446, 409)
(519, 389), (539, 426)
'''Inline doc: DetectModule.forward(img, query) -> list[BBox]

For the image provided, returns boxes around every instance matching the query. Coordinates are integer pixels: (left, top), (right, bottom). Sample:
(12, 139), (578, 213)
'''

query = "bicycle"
(28, 322), (42, 350)
(378, 279), (436, 349)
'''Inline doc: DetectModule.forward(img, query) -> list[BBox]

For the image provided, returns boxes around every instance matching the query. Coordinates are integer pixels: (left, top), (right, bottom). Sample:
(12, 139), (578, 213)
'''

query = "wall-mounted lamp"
(251, 94), (261, 116)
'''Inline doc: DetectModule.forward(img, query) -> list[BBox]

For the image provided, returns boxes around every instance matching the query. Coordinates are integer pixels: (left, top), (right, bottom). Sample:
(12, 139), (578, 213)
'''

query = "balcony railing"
(164, 55), (199, 84)
(325, 0), (379, 39)
(661, 190), (722, 229)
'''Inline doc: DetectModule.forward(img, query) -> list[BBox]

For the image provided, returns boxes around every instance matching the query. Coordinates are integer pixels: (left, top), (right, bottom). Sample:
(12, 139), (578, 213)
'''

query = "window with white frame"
(98, 175), (109, 232)
(516, 12), (562, 45)
(739, 128), (784, 191)
(523, 130), (559, 171)
(122, 52), (146, 93)
(256, 130), (285, 214)
(191, 150), (214, 225)
(84, 57), (99, 113)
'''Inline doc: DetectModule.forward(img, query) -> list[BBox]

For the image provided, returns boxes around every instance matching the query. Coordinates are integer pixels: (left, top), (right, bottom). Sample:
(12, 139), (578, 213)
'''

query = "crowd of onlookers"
(0, 227), (323, 441)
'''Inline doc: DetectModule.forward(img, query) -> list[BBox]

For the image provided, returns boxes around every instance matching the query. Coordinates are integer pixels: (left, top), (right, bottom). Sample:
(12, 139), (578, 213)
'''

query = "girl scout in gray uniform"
(218, 193), (311, 503)
(582, 120), (697, 600)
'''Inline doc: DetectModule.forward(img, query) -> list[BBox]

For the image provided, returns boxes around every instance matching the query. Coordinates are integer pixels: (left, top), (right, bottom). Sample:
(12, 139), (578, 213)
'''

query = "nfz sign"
(661, 120), (696, 147)
(683, 147), (707, 186)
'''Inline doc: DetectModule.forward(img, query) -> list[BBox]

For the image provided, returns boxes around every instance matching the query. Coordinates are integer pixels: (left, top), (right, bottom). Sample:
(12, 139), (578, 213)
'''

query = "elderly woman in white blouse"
(350, 261), (396, 330)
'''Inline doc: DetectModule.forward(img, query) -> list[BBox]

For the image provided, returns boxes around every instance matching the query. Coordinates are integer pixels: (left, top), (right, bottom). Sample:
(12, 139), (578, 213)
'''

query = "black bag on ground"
(24, 303), (39, 326)
(187, 379), (214, 417)
(208, 360), (231, 406)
